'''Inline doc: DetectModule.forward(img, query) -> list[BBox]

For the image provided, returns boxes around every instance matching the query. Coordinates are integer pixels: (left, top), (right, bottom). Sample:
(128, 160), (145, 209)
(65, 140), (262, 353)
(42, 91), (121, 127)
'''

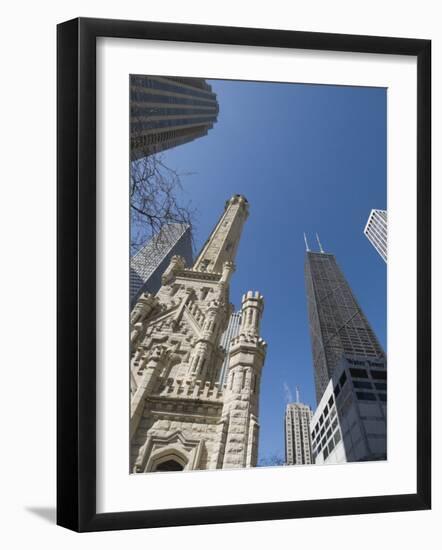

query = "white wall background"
(0, 0), (439, 547)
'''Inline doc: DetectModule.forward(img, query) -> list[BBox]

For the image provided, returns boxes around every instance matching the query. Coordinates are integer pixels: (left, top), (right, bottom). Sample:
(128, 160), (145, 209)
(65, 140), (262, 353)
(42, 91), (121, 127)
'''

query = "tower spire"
(193, 195), (249, 273)
(295, 385), (300, 403)
(316, 233), (324, 253)
(303, 233), (310, 252)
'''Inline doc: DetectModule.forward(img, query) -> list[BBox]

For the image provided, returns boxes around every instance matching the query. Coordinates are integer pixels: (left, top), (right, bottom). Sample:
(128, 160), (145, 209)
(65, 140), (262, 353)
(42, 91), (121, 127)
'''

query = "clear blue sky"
(157, 79), (386, 462)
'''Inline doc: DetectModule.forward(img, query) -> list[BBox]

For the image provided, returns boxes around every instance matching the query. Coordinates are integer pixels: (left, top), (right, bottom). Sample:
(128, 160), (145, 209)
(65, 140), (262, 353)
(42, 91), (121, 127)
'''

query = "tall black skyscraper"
(130, 75), (219, 160)
(305, 249), (385, 403)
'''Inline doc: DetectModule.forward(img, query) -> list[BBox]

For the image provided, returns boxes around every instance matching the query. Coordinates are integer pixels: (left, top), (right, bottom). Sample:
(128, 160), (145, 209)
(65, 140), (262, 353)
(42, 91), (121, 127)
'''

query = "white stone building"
(364, 209), (387, 263)
(285, 401), (313, 465)
(130, 195), (267, 472)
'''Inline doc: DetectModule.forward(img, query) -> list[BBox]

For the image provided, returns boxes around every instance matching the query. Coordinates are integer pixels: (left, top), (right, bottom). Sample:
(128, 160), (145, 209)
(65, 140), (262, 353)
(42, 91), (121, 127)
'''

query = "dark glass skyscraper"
(305, 251), (385, 403)
(130, 75), (219, 160)
(130, 223), (193, 307)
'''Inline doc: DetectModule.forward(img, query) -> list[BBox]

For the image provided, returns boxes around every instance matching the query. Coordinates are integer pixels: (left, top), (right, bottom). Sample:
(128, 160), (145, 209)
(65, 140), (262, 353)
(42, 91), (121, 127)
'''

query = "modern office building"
(130, 223), (193, 307)
(364, 209), (387, 263)
(218, 311), (242, 385)
(130, 75), (219, 160)
(305, 246), (386, 403)
(310, 354), (387, 464)
(285, 400), (313, 466)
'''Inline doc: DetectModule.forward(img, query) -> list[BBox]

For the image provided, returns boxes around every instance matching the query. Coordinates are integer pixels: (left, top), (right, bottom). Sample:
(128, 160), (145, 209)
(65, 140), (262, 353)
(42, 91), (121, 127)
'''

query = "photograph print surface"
(129, 75), (387, 474)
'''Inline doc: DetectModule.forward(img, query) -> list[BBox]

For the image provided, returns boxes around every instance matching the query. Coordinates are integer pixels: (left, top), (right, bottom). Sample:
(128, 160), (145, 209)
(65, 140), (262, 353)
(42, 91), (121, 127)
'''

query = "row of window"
(367, 226), (387, 253)
(349, 367), (387, 381)
(132, 115), (217, 133)
(311, 393), (337, 450)
(347, 358), (385, 368)
(313, 415), (338, 451)
(333, 368), (387, 401)
(131, 105), (218, 119)
(131, 90), (217, 109)
(130, 76), (217, 101)
(356, 391), (387, 402)
(366, 218), (387, 249)
(313, 428), (342, 461)
(319, 317), (381, 346)
(131, 123), (208, 151)
(353, 380), (387, 391)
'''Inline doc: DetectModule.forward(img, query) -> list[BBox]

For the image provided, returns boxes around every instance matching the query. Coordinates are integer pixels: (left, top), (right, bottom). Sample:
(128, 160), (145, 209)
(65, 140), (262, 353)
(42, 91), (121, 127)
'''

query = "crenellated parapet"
(229, 333), (267, 354)
(130, 343), (172, 438)
(239, 290), (264, 337)
(158, 379), (225, 402)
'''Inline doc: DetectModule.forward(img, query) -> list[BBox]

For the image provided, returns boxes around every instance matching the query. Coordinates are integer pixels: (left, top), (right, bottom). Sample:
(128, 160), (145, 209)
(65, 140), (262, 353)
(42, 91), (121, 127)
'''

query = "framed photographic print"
(57, 17), (431, 532)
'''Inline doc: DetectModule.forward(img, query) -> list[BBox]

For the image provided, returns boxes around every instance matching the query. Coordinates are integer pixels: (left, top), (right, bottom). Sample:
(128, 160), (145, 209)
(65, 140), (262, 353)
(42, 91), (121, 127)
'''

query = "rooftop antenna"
(283, 382), (293, 404)
(295, 385), (300, 403)
(303, 233), (310, 252)
(316, 233), (324, 253)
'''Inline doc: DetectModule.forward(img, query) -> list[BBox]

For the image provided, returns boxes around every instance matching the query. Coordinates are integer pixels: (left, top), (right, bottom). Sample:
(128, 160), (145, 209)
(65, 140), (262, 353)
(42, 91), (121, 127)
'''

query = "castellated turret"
(220, 291), (267, 469)
(129, 195), (266, 473)
(239, 291), (264, 336)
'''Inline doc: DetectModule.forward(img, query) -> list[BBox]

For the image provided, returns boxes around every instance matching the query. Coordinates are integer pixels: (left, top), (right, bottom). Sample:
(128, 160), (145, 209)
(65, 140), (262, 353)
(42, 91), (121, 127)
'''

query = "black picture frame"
(57, 17), (431, 532)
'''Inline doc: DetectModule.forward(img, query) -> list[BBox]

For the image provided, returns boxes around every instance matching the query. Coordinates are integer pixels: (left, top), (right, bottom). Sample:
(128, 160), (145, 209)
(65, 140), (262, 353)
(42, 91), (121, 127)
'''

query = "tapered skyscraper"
(305, 248), (385, 403)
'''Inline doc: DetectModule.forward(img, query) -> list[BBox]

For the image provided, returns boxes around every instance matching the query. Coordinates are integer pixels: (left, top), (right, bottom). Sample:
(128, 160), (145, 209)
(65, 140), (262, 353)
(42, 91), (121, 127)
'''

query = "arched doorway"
(153, 459), (184, 472)
(144, 438), (194, 472)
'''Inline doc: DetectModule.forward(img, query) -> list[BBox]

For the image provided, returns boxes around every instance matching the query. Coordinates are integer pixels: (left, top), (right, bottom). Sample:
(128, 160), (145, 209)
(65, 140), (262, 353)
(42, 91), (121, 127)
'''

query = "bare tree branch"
(258, 454), (286, 467)
(130, 152), (197, 256)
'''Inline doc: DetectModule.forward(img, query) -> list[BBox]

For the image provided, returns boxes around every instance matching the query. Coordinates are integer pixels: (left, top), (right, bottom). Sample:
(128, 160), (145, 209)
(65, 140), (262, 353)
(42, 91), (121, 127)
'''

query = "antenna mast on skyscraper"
(303, 233), (310, 252)
(295, 385), (300, 403)
(316, 233), (325, 253)
(283, 382), (293, 404)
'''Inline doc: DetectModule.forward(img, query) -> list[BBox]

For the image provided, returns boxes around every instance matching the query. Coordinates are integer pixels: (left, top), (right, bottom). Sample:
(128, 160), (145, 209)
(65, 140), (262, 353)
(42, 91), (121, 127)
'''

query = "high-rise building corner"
(364, 209), (387, 263)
